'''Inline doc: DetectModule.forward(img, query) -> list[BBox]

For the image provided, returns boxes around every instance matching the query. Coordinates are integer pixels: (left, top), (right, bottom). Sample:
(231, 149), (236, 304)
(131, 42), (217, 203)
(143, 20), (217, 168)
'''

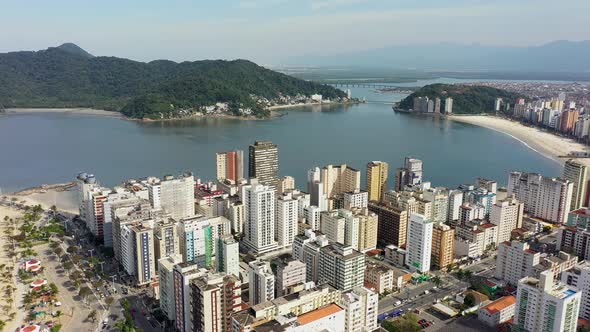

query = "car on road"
(394, 300), (402, 306)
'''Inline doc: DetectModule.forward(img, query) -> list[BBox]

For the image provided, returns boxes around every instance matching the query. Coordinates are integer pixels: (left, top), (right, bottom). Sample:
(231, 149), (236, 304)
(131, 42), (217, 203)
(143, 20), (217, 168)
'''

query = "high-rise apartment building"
(275, 258), (307, 297)
(318, 243), (366, 291)
(216, 150), (244, 182)
(508, 172), (573, 224)
(216, 235), (239, 277)
(178, 215), (231, 268)
(319, 164), (362, 198)
(423, 187), (449, 224)
(354, 208), (378, 252)
(304, 205), (322, 230)
(434, 97), (441, 114)
(343, 189), (369, 210)
(394, 157), (423, 191)
(154, 217), (180, 262)
(278, 175), (295, 194)
(490, 196), (524, 243)
(248, 140), (279, 189)
(341, 287), (379, 332)
(76, 172), (99, 223)
(249, 260), (275, 306)
(562, 260), (590, 321)
(431, 223), (454, 270)
(366, 161), (388, 202)
(158, 254), (184, 322)
(120, 222), (156, 285)
(145, 173), (196, 220)
(407, 213), (433, 273)
(276, 191), (299, 248)
(368, 202), (408, 247)
(241, 179), (278, 254)
(563, 159), (589, 210)
(292, 230), (330, 283)
(476, 178), (498, 194)
(447, 189), (464, 224)
(190, 273), (242, 332)
(173, 262), (207, 332)
(514, 271), (581, 332)
(444, 97), (453, 114)
(320, 210), (346, 244)
(495, 241), (541, 285)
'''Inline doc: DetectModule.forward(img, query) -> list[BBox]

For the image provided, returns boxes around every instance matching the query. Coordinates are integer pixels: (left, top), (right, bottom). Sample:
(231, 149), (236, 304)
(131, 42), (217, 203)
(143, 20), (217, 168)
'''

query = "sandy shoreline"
(3, 107), (122, 117)
(449, 115), (590, 167)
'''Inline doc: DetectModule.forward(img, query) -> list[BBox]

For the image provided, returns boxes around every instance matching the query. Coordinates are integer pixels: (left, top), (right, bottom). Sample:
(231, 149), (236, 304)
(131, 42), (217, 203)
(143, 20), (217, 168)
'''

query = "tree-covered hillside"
(398, 84), (524, 114)
(0, 44), (346, 119)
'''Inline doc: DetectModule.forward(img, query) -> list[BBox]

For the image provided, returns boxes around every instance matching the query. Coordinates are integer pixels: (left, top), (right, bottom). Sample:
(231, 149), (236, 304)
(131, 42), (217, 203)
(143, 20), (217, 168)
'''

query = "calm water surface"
(0, 84), (562, 192)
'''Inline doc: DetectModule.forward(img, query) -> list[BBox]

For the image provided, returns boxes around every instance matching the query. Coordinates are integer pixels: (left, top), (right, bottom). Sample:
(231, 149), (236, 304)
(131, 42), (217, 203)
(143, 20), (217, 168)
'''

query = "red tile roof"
(480, 296), (516, 314)
(297, 304), (342, 325)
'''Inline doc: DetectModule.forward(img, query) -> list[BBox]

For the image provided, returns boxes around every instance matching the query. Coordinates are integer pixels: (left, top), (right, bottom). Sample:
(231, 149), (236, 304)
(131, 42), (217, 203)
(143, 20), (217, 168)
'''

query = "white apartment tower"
(562, 260), (590, 320)
(216, 235), (239, 278)
(407, 213), (433, 273)
(242, 179), (278, 254)
(276, 192), (299, 248)
(508, 172), (573, 224)
(158, 254), (184, 322)
(248, 260), (275, 306)
(341, 287), (379, 332)
(515, 271), (581, 332)
(343, 189), (369, 210)
(490, 196), (524, 243)
(145, 173), (195, 220)
(495, 241), (540, 285)
(320, 210), (346, 244)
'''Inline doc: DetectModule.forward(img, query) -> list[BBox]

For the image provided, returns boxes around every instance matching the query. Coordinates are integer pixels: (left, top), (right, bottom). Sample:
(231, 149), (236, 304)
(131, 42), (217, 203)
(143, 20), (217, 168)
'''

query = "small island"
(0, 44), (351, 120)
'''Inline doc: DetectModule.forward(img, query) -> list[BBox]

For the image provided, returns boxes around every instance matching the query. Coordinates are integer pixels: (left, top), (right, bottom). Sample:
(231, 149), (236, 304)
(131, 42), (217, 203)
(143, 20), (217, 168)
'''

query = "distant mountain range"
(288, 40), (590, 72)
(0, 44), (345, 119)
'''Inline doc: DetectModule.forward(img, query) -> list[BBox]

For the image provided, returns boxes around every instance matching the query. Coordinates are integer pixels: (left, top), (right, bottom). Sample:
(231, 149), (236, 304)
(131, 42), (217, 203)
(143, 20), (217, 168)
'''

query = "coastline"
(3, 107), (122, 118)
(448, 115), (590, 166)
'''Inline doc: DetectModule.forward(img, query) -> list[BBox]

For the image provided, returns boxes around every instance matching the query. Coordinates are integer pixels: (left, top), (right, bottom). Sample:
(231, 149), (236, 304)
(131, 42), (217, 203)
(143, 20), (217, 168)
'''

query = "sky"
(1, 0), (589, 64)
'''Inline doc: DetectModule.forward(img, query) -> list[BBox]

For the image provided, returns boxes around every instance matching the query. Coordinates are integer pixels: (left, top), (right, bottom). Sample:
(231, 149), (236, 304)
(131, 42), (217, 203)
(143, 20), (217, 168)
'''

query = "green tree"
(87, 309), (97, 322)
(431, 276), (443, 288)
(78, 286), (92, 303)
(49, 282), (59, 295)
(464, 293), (476, 307)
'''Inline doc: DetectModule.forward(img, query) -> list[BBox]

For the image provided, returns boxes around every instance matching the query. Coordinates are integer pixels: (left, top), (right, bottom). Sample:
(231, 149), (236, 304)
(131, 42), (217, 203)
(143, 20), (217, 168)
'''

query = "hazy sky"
(2, 0), (588, 63)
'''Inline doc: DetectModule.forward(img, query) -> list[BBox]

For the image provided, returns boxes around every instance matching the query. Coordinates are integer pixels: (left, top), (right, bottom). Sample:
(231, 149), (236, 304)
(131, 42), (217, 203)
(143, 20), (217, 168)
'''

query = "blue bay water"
(0, 83), (562, 193)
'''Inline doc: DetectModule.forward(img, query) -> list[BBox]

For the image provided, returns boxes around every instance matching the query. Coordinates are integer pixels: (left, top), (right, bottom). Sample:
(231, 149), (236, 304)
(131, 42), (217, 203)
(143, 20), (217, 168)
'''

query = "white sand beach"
(450, 115), (590, 167)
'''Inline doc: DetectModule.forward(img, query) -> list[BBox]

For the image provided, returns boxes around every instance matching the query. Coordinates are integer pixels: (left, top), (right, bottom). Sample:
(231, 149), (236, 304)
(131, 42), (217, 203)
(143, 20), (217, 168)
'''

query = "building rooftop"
(480, 296), (516, 314)
(297, 303), (343, 326)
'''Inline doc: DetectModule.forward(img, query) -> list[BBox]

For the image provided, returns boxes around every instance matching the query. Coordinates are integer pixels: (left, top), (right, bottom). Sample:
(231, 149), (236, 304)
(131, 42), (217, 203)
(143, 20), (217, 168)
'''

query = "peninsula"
(0, 44), (349, 120)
